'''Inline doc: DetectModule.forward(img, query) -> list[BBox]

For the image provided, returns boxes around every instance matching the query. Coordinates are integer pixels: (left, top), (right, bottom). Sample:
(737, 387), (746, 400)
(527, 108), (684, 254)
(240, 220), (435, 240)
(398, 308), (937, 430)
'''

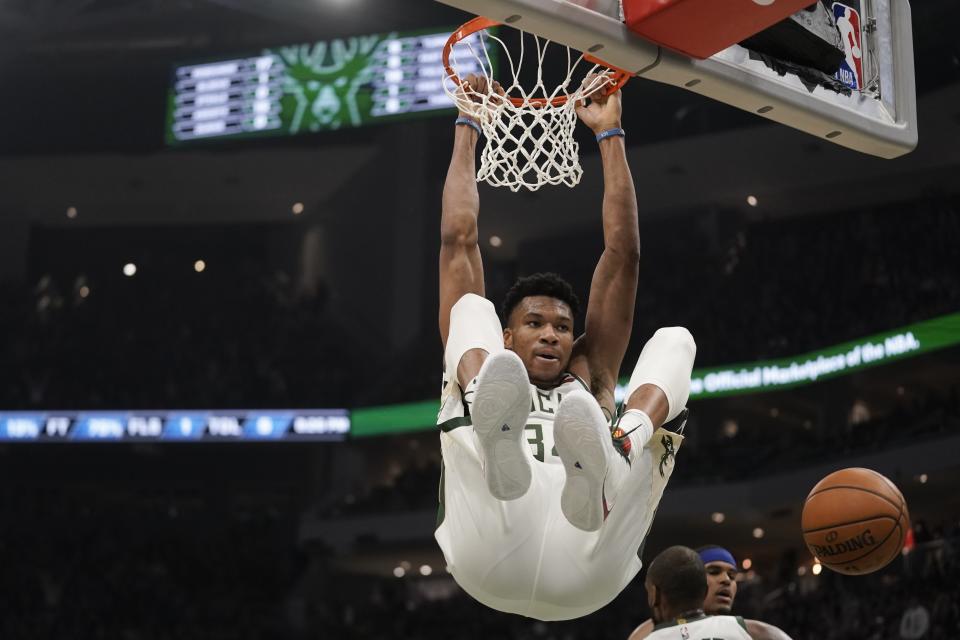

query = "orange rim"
(443, 16), (632, 108)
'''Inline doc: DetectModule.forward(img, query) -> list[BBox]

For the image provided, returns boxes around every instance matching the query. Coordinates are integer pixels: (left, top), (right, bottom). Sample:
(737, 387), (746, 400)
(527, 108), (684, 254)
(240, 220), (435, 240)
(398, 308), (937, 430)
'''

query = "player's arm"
(569, 78), (639, 418)
(745, 619), (794, 640)
(439, 75), (493, 347)
(627, 619), (654, 640)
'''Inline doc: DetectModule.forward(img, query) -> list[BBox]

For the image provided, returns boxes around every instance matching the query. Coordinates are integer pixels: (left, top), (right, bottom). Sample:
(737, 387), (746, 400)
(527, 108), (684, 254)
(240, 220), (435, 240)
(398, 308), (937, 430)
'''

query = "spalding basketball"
(801, 467), (909, 576)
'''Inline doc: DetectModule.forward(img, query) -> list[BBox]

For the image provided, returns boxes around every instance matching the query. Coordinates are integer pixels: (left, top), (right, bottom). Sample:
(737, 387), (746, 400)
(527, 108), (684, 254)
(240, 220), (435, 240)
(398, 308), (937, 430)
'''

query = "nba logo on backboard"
(833, 2), (863, 90)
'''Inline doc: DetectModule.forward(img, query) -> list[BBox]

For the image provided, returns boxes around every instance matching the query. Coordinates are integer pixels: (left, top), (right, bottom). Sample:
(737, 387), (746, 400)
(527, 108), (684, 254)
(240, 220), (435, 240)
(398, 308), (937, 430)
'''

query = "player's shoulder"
(743, 618), (794, 640)
(627, 618), (654, 640)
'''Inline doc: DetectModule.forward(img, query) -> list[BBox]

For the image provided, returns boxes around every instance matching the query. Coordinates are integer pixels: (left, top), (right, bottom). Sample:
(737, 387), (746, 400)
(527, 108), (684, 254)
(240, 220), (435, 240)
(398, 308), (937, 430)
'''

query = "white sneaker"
(554, 390), (610, 532)
(472, 350), (532, 501)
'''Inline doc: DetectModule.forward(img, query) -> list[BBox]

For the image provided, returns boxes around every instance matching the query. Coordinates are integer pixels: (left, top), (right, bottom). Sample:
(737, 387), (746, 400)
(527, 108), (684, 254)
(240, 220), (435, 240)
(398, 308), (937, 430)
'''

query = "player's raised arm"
(570, 77), (639, 416)
(438, 75), (496, 348)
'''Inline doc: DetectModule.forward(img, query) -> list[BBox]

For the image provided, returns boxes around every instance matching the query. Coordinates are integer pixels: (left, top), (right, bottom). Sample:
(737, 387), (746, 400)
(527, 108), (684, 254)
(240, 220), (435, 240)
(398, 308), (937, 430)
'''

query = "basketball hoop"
(443, 17), (632, 192)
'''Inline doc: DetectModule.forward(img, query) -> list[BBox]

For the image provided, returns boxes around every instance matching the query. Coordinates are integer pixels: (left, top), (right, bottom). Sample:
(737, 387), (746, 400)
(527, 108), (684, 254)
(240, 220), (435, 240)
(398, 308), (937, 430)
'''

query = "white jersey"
(648, 615), (752, 640)
(434, 365), (682, 621)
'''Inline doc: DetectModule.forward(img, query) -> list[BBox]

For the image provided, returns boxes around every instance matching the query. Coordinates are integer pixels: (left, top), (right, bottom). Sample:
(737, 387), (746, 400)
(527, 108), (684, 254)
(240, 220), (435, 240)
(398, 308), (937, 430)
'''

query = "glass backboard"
(435, 0), (917, 158)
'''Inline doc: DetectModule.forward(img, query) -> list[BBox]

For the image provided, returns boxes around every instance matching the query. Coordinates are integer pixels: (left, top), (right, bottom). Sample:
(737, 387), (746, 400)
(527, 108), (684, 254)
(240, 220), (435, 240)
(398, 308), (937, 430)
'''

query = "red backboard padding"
(622, 0), (820, 59)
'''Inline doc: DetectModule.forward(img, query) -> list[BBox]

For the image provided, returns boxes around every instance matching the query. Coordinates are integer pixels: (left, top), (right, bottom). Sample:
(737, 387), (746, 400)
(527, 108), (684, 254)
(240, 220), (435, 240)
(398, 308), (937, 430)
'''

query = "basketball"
(801, 467), (910, 576)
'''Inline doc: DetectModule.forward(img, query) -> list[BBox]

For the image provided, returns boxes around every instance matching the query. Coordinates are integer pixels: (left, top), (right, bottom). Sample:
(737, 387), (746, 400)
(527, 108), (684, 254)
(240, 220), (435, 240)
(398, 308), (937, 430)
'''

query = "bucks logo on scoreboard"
(167, 27), (492, 144)
(832, 1), (864, 90)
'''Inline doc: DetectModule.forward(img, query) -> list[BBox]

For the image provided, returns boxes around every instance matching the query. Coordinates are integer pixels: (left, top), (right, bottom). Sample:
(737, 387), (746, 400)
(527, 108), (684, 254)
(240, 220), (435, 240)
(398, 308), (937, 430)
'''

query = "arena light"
(194, 259), (206, 273)
(752, 527), (765, 539)
(711, 512), (725, 524)
(393, 566), (405, 578)
(419, 565), (433, 576)
(123, 263), (137, 277)
(66, 206), (78, 219)
(721, 419), (738, 438)
(746, 195), (758, 207)
(79, 285), (90, 299)
(292, 202), (304, 215)
(919, 473), (928, 484)
(812, 561), (823, 576)
(742, 558), (752, 570)
(489, 235), (503, 248)
(797, 565), (807, 576)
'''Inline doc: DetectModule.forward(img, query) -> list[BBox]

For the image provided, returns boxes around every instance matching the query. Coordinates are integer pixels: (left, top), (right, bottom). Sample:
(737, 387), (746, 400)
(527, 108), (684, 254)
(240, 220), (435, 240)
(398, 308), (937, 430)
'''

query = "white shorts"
(434, 418), (681, 621)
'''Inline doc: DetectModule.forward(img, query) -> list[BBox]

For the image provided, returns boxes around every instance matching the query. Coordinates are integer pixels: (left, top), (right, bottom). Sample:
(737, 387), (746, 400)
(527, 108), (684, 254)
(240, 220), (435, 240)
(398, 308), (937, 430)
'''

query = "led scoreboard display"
(0, 409), (350, 442)
(166, 27), (491, 143)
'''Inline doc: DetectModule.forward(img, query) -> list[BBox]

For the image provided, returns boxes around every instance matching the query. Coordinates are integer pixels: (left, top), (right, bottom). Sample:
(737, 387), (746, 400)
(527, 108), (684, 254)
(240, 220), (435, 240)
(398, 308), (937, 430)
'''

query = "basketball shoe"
(557, 392), (691, 531)
(471, 350), (532, 501)
(554, 389), (611, 532)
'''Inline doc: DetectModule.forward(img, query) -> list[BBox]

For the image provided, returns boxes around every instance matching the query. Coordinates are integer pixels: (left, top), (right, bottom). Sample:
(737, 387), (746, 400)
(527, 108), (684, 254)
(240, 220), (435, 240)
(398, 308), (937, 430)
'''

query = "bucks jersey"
(434, 362), (682, 621)
(648, 614), (752, 640)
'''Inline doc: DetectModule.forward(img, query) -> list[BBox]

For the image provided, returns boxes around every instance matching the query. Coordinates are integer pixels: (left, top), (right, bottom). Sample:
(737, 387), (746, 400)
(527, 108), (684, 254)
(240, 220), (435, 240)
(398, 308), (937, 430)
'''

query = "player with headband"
(699, 546), (741, 615)
(629, 545), (794, 639)
(434, 73), (697, 621)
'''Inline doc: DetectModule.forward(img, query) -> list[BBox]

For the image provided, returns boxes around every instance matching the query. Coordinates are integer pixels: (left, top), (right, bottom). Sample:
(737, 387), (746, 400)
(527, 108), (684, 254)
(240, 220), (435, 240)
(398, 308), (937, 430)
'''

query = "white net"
(444, 27), (615, 192)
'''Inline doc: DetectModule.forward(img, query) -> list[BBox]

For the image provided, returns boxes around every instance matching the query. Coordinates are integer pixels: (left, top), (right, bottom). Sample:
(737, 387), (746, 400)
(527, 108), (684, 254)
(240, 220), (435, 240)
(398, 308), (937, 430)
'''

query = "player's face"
(504, 296), (574, 386)
(703, 561), (738, 614)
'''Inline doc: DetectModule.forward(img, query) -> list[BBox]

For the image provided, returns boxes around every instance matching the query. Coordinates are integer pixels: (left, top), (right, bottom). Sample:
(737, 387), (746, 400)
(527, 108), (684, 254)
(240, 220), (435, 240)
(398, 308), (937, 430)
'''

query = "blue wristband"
(455, 117), (482, 137)
(595, 127), (625, 143)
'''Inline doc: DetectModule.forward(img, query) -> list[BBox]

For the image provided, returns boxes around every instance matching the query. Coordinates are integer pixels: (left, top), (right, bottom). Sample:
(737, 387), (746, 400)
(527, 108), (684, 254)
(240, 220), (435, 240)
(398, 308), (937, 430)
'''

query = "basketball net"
(443, 18), (630, 192)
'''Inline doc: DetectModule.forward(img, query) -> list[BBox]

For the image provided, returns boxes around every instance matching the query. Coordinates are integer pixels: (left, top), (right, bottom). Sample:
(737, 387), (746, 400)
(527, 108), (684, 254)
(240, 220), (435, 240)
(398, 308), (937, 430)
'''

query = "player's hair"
(647, 546), (708, 613)
(501, 272), (581, 323)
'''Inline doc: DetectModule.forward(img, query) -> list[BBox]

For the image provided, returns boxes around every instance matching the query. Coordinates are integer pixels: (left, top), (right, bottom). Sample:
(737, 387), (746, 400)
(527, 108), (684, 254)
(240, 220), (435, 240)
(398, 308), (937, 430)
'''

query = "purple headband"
(699, 547), (737, 568)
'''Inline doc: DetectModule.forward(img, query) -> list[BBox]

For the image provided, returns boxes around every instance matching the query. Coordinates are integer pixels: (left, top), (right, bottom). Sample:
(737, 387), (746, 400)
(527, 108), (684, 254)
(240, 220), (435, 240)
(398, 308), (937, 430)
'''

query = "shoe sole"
(472, 351), (532, 501)
(555, 390), (610, 532)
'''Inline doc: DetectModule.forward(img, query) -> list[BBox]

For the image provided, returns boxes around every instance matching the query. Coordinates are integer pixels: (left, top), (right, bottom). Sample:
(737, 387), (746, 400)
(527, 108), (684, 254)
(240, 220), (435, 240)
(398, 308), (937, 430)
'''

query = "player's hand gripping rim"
(575, 72), (622, 136)
(455, 73), (506, 127)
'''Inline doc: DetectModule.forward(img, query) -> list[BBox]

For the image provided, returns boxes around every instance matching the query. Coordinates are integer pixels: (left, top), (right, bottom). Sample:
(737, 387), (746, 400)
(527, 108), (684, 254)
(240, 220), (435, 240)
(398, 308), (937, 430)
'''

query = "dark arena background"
(2, 1), (960, 638)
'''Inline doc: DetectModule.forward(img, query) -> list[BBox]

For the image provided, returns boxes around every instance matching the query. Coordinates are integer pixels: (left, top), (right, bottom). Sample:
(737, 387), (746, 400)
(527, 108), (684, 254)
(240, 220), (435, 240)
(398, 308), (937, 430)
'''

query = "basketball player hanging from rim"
(434, 72), (697, 621)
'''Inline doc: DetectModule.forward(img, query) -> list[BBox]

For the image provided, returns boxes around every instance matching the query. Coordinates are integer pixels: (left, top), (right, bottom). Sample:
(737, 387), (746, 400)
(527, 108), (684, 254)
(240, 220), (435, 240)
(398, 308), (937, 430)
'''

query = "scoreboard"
(166, 27), (491, 143)
(0, 409), (350, 442)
